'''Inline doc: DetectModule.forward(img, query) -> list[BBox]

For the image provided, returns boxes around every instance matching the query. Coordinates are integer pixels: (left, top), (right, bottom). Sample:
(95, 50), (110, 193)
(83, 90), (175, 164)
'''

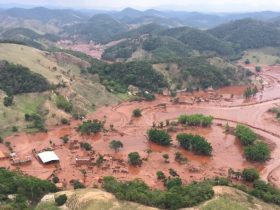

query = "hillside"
(63, 14), (128, 43)
(0, 43), (119, 134)
(36, 186), (280, 210)
(208, 18), (280, 50)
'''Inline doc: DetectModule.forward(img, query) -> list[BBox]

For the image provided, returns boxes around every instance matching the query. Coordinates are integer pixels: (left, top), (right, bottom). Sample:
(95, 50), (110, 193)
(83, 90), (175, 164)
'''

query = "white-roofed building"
(38, 151), (59, 164)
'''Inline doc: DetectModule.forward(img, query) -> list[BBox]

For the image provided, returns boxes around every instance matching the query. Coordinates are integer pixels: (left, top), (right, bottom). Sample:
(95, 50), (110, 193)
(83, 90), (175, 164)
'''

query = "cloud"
(2, 0), (280, 12)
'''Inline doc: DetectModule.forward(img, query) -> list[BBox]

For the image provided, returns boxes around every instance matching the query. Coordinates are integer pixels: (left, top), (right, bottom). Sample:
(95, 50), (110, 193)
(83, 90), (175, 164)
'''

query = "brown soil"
(1, 62), (280, 190)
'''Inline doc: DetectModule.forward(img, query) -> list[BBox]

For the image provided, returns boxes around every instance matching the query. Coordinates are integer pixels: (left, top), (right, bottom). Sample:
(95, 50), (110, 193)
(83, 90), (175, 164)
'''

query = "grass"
(202, 196), (248, 210)
(242, 47), (280, 65)
(35, 202), (60, 210)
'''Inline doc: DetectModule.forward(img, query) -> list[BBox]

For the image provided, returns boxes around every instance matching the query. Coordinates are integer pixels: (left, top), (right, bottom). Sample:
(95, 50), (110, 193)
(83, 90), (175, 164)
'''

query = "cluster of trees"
(86, 60), (167, 93)
(0, 61), (50, 95)
(177, 133), (213, 155)
(178, 114), (213, 127)
(77, 120), (103, 135)
(55, 95), (73, 113)
(234, 124), (270, 162)
(147, 128), (172, 146)
(24, 113), (45, 131)
(0, 168), (57, 209)
(102, 176), (214, 209)
(244, 86), (258, 99)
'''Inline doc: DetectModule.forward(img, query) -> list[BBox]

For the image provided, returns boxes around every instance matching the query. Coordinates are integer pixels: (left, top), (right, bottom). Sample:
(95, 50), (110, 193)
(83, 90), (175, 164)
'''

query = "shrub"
(60, 135), (69, 144)
(73, 180), (85, 189)
(55, 194), (67, 206)
(178, 114), (213, 127)
(175, 152), (187, 164)
(3, 95), (13, 107)
(52, 176), (59, 184)
(165, 178), (182, 190)
(109, 140), (123, 152)
(12, 126), (18, 132)
(242, 168), (259, 182)
(156, 171), (166, 180)
(128, 152), (142, 166)
(56, 95), (72, 113)
(61, 118), (70, 125)
(177, 133), (212, 155)
(244, 142), (270, 162)
(133, 108), (142, 117)
(235, 124), (257, 146)
(77, 120), (103, 135)
(147, 128), (172, 146)
(80, 142), (92, 151)
(256, 66), (262, 72)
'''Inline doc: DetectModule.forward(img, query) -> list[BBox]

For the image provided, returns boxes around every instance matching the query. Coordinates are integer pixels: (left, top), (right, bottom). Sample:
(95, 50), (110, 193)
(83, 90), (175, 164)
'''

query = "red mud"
(1, 62), (280, 189)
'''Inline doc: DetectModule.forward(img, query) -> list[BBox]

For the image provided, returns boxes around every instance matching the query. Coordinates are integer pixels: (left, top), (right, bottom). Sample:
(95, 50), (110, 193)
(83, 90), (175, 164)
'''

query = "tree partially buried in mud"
(77, 120), (103, 135)
(109, 140), (123, 152)
(147, 128), (172, 146)
(177, 133), (212, 155)
(128, 152), (142, 166)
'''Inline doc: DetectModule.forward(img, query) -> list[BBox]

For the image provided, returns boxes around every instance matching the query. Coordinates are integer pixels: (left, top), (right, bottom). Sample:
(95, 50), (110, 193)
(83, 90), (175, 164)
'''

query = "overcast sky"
(2, 0), (280, 12)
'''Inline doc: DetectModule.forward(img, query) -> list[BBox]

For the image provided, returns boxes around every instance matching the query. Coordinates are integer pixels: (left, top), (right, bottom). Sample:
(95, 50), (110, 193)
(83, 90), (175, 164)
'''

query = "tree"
(109, 140), (123, 152)
(73, 180), (85, 189)
(60, 135), (69, 144)
(156, 171), (166, 180)
(256, 66), (262, 72)
(242, 168), (259, 182)
(55, 194), (67, 206)
(165, 178), (182, 190)
(244, 142), (270, 162)
(128, 152), (142, 166)
(132, 108), (142, 117)
(3, 95), (13, 107)
(235, 124), (257, 146)
(80, 142), (93, 151)
(147, 128), (172, 146)
(163, 154), (169, 163)
(77, 120), (103, 135)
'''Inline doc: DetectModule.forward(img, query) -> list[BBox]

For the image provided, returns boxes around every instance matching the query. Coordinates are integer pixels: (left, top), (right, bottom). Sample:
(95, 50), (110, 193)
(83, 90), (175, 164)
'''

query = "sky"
(2, 0), (280, 12)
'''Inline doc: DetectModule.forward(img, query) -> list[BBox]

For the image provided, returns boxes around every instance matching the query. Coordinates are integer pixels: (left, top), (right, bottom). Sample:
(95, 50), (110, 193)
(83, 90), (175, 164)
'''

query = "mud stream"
(1, 63), (280, 189)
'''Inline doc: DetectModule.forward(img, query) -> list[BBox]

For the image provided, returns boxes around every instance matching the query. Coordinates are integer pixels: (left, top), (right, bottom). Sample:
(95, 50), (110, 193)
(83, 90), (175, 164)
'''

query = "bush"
(242, 168), (260, 182)
(102, 176), (214, 209)
(165, 178), (182, 190)
(61, 118), (70, 125)
(244, 142), (270, 162)
(128, 152), (142, 166)
(109, 140), (123, 152)
(256, 66), (262, 72)
(133, 108), (142, 117)
(178, 114), (213, 127)
(60, 135), (69, 144)
(77, 120), (103, 135)
(147, 128), (172, 146)
(52, 176), (59, 184)
(56, 95), (72, 113)
(235, 124), (257, 146)
(3, 95), (13, 107)
(177, 133), (212, 155)
(80, 142), (92, 151)
(55, 194), (67, 206)
(73, 180), (85, 189)
(156, 171), (166, 180)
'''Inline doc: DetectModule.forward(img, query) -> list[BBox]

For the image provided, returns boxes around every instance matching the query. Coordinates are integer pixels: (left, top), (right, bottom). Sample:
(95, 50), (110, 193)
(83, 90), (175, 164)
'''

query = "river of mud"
(1, 62), (280, 189)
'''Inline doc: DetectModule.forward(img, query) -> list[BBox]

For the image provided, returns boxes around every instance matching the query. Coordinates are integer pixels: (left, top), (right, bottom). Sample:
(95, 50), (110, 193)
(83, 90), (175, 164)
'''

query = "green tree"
(109, 140), (123, 152)
(242, 168), (260, 182)
(128, 152), (142, 166)
(147, 128), (172, 146)
(235, 124), (257, 146)
(77, 120), (103, 135)
(132, 108), (142, 117)
(244, 142), (270, 162)
(3, 95), (13, 107)
(55, 194), (67, 206)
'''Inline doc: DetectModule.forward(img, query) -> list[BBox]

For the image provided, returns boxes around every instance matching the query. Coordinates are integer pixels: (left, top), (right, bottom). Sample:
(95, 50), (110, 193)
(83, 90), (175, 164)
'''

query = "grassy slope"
(242, 47), (280, 65)
(0, 44), (119, 134)
(36, 187), (280, 210)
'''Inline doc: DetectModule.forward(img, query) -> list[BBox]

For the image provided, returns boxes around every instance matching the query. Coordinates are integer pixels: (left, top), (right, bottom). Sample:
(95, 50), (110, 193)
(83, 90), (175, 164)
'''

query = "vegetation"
(77, 120), (103, 135)
(25, 113), (46, 131)
(147, 128), (172, 146)
(80, 142), (93, 151)
(72, 180), (85, 189)
(244, 87), (258, 99)
(241, 168), (260, 182)
(178, 114), (213, 127)
(0, 60), (50, 95)
(132, 108), (142, 117)
(103, 176), (214, 209)
(128, 152), (142, 166)
(109, 140), (123, 152)
(54, 194), (67, 206)
(177, 133), (213, 155)
(0, 168), (57, 209)
(86, 60), (167, 93)
(156, 171), (166, 180)
(234, 124), (257, 146)
(55, 95), (73, 113)
(3, 95), (13, 107)
(268, 107), (280, 120)
(244, 142), (271, 162)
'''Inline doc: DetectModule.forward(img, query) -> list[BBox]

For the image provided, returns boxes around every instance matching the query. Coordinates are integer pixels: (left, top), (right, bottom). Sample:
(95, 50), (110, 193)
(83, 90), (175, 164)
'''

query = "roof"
(38, 151), (59, 163)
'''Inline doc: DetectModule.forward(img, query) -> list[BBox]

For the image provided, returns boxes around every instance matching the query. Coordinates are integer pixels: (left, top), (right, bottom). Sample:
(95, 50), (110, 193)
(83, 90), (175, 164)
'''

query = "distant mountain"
(208, 18), (280, 50)
(64, 14), (128, 43)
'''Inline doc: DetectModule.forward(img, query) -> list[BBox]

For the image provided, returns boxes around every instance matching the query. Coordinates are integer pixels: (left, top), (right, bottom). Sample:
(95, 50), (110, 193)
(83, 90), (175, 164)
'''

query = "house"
(38, 151), (60, 164)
